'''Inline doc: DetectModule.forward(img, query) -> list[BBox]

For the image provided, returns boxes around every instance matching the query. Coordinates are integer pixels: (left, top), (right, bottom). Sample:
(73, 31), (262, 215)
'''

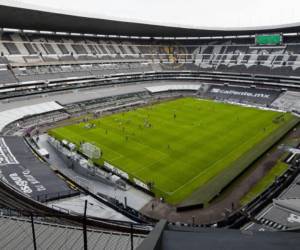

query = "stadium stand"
(1, 3), (300, 249)
(145, 84), (201, 93)
(0, 101), (64, 132)
(0, 136), (79, 201)
(2, 31), (300, 99)
(204, 85), (282, 106)
(271, 91), (300, 112)
(243, 161), (300, 232)
(2, 33), (300, 80)
(0, 214), (145, 249)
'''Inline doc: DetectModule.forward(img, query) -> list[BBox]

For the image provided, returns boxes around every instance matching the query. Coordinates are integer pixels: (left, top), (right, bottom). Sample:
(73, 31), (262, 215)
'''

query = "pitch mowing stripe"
(128, 105), (284, 193)
(50, 97), (294, 204)
(134, 110), (279, 195)
(167, 117), (277, 195)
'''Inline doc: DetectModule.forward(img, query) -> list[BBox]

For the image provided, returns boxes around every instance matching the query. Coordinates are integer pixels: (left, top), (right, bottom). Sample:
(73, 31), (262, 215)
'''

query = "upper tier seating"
(0, 32), (300, 76)
(0, 32), (300, 100)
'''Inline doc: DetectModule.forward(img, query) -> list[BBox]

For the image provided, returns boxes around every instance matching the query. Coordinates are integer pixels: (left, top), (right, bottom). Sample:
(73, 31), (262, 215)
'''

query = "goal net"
(81, 142), (101, 160)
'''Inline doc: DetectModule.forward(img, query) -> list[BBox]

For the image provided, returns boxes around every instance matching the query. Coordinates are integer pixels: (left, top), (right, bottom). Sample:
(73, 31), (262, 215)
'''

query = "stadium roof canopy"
(1, 0), (300, 37)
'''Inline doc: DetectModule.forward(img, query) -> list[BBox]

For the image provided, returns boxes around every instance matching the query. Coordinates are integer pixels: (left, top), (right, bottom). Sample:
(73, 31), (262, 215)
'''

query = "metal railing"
(0, 206), (149, 250)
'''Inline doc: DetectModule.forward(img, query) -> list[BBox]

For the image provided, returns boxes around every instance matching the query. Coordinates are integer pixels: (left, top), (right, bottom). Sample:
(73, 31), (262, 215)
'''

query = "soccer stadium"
(0, 0), (300, 249)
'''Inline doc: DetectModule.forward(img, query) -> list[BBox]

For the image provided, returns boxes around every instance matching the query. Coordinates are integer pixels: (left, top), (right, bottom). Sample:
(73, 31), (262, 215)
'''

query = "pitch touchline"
(132, 118), (273, 195)
(166, 125), (272, 195)
(131, 155), (169, 175)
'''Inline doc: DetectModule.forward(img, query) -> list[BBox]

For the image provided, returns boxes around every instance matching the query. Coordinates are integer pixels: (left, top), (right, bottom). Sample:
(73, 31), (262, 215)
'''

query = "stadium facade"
(0, 2), (300, 249)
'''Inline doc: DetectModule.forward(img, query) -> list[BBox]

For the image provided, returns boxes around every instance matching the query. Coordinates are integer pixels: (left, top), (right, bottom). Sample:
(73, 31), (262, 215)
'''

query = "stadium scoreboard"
(255, 34), (282, 46)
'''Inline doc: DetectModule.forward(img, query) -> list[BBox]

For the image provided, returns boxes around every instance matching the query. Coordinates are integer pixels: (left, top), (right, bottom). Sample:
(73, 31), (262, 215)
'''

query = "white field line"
(128, 111), (273, 195)
(88, 101), (279, 198)
(85, 138), (124, 159)
(131, 155), (169, 176)
(62, 129), (125, 161)
(166, 125), (272, 196)
(107, 155), (123, 163)
(102, 112), (170, 158)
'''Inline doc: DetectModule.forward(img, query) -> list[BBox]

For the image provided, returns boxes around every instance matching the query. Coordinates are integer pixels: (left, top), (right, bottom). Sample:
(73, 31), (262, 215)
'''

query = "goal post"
(81, 142), (101, 160)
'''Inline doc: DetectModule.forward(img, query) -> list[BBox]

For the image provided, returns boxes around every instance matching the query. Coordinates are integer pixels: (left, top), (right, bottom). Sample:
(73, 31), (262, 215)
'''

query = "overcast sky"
(4, 0), (300, 29)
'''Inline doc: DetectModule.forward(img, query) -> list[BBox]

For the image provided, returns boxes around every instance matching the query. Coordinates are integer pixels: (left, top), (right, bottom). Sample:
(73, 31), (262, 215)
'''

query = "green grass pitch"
(49, 98), (297, 205)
